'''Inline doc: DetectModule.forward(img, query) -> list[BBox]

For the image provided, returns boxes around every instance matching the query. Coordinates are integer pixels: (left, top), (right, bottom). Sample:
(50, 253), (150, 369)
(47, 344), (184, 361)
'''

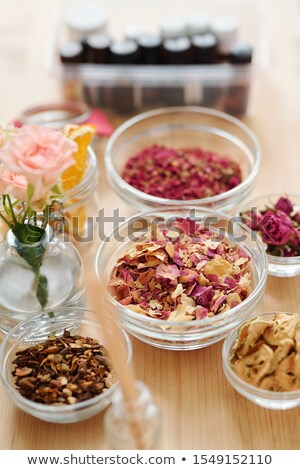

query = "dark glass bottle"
(192, 33), (218, 64)
(83, 34), (111, 109)
(109, 41), (139, 113)
(138, 34), (164, 107)
(225, 43), (253, 115)
(138, 34), (162, 65)
(59, 42), (84, 101)
(85, 33), (110, 63)
(161, 37), (192, 106)
(191, 33), (220, 107)
(59, 42), (84, 64)
(162, 37), (192, 65)
(110, 40), (139, 64)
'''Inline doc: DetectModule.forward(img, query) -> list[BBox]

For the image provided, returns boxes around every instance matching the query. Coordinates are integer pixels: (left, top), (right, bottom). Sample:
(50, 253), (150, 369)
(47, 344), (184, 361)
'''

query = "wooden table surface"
(1, 0), (300, 450)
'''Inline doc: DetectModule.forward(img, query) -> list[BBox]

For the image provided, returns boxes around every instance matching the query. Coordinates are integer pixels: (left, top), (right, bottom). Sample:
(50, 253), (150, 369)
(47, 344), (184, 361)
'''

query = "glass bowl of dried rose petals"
(239, 194), (300, 277)
(105, 107), (260, 212)
(223, 312), (300, 410)
(95, 207), (267, 350)
(0, 308), (132, 423)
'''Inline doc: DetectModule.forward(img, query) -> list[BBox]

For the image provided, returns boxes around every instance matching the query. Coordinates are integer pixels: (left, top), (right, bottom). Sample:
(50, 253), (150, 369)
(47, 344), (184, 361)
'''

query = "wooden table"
(1, 0), (300, 450)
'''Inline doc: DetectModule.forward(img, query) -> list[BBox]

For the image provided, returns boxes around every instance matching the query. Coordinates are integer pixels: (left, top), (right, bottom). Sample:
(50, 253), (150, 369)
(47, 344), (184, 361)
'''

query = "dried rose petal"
(122, 145), (242, 200)
(110, 218), (252, 322)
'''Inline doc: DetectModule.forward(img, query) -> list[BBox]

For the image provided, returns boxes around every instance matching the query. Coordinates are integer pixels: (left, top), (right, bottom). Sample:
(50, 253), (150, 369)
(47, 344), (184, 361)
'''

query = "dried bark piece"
(11, 330), (114, 405)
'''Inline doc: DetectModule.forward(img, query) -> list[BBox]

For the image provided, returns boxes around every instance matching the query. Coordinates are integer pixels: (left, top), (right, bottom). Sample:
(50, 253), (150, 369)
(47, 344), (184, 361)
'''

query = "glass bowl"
(104, 107), (260, 212)
(222, 312), (300, 410)
(0, 307), (132, 423)
(59, 146), (99, 242)
(95, 207), (268, 351)
(238, 194), (300, 277)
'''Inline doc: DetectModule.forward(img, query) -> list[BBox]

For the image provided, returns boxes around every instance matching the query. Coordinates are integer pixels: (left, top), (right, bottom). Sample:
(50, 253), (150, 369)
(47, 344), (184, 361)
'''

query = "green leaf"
(13, 223), (46, 271)
(12, 222), (49, 310)
(12, 223), (45, 245)
(36, 274), (48, 309)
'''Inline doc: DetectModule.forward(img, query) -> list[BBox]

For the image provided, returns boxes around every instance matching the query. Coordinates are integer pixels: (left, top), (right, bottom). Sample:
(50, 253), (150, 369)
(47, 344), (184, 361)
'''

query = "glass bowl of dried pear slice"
(222, 312), (300, 409)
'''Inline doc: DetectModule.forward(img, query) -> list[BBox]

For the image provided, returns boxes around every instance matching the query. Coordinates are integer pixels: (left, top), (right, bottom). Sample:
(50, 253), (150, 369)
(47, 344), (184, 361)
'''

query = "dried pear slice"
(294, 352), (300, 379)
(274, 353), (300, 391)
(260, 376), (282, 392)
(233, 344), (273, 386)
(295, 325), (300, 353)
(270, 338), (294, 373)
(264, 313), (299, 346)
(234, 318), (273, 358)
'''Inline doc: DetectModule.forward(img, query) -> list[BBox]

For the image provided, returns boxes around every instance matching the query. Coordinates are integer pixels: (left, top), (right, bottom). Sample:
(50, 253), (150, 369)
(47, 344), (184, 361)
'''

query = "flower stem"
(6, 195), (17, 224)
(42, 205), (50, 230)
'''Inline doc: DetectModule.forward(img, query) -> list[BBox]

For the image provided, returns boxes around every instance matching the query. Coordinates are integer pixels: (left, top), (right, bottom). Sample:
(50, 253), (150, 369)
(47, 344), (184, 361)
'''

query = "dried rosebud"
(259, 213), (292, 246)
(275, 197), (294, 215)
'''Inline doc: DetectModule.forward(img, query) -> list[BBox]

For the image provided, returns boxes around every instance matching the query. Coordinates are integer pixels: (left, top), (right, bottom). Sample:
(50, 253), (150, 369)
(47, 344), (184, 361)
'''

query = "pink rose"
(0, 125), (76, 189)
(0, 168), (53, 207)
(259, 213), (292, 246)
(275, 197), (294, 215)
(0, 169), (28, 201)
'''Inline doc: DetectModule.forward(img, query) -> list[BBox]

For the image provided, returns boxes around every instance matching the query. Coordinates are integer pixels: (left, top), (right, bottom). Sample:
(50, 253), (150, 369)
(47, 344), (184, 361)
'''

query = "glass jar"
(104, 381), (161, 449)
(56, 146), (99, 244)
(0, 225), (85, 324)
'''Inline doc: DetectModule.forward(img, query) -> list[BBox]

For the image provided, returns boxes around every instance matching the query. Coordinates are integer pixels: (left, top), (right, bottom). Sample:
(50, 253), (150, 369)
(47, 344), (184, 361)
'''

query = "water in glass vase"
(0, 226), (85, 322)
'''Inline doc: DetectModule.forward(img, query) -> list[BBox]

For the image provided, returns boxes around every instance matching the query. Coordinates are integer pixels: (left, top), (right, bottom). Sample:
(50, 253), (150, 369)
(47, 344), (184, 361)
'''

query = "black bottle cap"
(192, 33), (218, 64)
(137, 34), (162, 64)
(59, 42), (84, 64)
(110, 40), (139, 64)
(162, 36), (192, 64)
(229, 44), (253, 64)
(86, 33), (111, 63)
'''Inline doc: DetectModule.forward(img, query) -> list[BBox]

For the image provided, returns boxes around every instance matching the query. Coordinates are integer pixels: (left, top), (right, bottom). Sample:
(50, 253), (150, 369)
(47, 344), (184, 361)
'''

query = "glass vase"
(0, 225), (85, 324)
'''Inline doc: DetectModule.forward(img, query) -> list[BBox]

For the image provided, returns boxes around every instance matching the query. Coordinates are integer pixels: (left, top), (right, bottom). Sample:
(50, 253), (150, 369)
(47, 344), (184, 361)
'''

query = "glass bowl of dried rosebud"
(105, 107), (260, 212)
(239, 194), (300, 277)
(0, 308), (132, 423)
(95, 207), (267, 350)
(223, 312), (300, 410)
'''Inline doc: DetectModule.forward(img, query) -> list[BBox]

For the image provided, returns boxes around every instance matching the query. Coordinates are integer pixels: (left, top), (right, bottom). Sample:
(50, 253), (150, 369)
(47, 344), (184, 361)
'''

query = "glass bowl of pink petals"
(105, 107), (260, 212)
(95, 207), (267, 350)
(239, 194), (300, 277)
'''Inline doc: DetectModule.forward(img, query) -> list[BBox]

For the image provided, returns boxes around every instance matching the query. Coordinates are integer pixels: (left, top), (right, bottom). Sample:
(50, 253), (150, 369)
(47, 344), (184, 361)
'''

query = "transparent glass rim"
(238, 192), (300, 264)
(0, 307), (132, 415)
(95, 205), (268, 328)
(5, 224), (53, 249)
(105, 106), (261, 206)
(222, 311), (300, 400)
